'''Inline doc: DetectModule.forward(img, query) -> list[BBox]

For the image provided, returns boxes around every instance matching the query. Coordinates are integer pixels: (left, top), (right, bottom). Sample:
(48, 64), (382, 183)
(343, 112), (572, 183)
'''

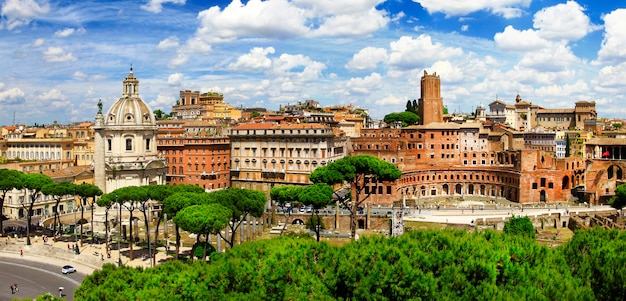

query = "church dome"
(105, 68), (156, 126)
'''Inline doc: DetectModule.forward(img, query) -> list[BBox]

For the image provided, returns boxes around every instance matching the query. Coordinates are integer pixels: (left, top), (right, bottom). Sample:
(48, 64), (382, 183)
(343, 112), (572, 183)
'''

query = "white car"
(62, 265), (76, 274)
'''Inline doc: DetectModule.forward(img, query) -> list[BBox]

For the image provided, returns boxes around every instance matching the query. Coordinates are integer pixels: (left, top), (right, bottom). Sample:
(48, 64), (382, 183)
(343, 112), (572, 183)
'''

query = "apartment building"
(229, 122), (347, 195)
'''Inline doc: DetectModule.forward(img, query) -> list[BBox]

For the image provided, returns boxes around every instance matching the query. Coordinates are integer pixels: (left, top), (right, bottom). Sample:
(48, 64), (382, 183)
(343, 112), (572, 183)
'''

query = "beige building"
(171, 90), (242, 123)
(93, 68), (167, 193)
(229, 122), (347, 195)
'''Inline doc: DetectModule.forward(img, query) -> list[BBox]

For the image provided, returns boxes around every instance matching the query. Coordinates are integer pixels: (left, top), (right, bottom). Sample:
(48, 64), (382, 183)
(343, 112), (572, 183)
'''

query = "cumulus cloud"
(53, 27), (86, 38)
(533, 1), (599, 41)
(312, 6), (389, 37)
(141, 0), (186, 14)
(494, 1), (598, 52)
(517, 44), (579, 72)
(37, 88), (70, 108)
(345, 47), (388, 71)
(272, 53), (326, 81)
(597, 9), (626, 64)
(415, 0), (530, 18)
(0, 87), (25, 105)
(346, 72), (383, 94)
(156, 36), (179, 50)
(195, 0), (310, 44)
(43, 46), (76, 62)
(494, 26), (551, 51)
(1, 0), (50, 30)
(375, 94), (405, 106)
(189, 0), (387, 45)
(388, 35), (463, 71)
(149, 94), (176, 110)
(534, 80), (589, 98)
(594, 62), (626, 91)
(228, 47), (275, 72)
(167, 73), (184, 85)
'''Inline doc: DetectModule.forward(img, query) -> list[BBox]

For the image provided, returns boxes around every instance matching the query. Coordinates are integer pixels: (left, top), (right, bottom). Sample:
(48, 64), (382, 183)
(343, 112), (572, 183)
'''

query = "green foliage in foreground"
(504, 215), (536, 239)
(75, 228), (626, 301)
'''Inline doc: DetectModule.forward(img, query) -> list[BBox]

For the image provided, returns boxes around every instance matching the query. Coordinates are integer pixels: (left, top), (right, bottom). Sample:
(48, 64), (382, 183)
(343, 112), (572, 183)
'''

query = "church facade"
(93, 68), (167, 193)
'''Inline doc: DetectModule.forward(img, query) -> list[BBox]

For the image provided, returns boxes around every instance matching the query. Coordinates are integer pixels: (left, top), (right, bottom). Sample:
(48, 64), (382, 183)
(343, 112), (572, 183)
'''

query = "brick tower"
(418, 70), (444, 125)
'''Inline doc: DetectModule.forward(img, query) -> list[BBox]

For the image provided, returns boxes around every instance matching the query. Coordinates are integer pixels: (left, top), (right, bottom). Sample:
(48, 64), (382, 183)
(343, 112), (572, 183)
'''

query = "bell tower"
(418, 70), (444, 125)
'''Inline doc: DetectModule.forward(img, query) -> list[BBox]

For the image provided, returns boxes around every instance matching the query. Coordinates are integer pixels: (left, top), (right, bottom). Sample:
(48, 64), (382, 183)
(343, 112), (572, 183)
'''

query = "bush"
(503, 215), (536, 239)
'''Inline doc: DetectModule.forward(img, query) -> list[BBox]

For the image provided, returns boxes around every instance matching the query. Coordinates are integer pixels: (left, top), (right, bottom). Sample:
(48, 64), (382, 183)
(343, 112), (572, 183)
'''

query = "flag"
(602, 151), (610, 157)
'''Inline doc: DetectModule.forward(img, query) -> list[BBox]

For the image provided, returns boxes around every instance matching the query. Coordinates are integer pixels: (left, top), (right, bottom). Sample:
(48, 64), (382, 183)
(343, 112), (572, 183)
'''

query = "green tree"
(207, 188), (266, 248)
(41, 181), (76, 234)
(565, 134), (571, 157)
(145, 184), (203, 265)
(163, 190), (212, 259)
(270, 185), (303, 235)
(309, 155), (402, 240)
(0, 169), (23, 233)
(96, 193), (115, 253)
(412, 99), (418, 114)
(383, 111), (420, 127)
(443, 106), (449, 115)
(109, 186), (147, 260)
(405, 100), (414, 113)
(298, 183), (334, 241)
(174, 203), (232, 260)
(75, 183), (103, 245)
(22, 173), (54, 245)
(609, 183), (626, 210)
(503, 215), (536, 239)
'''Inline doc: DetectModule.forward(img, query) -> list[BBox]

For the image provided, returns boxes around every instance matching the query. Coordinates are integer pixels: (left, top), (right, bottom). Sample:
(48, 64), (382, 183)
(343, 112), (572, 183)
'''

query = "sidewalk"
(0, 235), (181, 274)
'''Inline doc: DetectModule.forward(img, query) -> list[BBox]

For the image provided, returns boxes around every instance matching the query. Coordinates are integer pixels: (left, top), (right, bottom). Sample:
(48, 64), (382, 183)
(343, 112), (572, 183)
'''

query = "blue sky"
(1, 0), (625, 125)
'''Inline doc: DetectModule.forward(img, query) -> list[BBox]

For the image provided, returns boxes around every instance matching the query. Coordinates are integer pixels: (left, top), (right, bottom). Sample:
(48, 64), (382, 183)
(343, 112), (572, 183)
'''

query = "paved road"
(0, 257), (85, 300)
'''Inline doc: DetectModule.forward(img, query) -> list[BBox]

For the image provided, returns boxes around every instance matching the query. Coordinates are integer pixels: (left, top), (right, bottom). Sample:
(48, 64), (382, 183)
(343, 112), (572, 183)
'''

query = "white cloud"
(461, 25), (469, 32)
(346, 72), (383, 94)
(194, 0), (310, 44)
(0, 87), (25, 104)
(494, 26), (551, 51)
(43, 46), (76, 62)
(156, 36), (179, 50)
(53, 27), (86, 38)
(149, 94), (176, 110)
(375, 94), (404, 106)
(534, 80), (589, 98)
(228, 47), (275, 72)
(37, 89), (70, 108)
(517, 44), (579, 72)
(345, 47), (388, 71)
(140, 0), (186, 14)
(533, 1), (599, 41)
(388, 35), (463, 71)
(597, 8), (626, 64)
(167, 73), (184, 85)
(594, 62), (626, 91)
(272, 53), (326, 81)
(73, 71), (87, 79)
(312, 6), (389, 37)
(32, 38), (44, 46)
(415, 0), (531, 18)
(1, 0), (50, 30)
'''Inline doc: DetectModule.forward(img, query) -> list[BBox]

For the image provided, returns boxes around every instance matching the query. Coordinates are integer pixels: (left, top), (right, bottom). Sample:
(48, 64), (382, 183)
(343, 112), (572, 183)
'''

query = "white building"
(93, 68), (167, 193)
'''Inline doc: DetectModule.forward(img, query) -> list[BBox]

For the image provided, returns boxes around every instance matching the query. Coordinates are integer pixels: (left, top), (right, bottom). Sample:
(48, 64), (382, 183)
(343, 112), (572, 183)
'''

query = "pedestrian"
(20, 249), (23, 256)
(13, 283), (18, 293)
(10, 284), (15, 294)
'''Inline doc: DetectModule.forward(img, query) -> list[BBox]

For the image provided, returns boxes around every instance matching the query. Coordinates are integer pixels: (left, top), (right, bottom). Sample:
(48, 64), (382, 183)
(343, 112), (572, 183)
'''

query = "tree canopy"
(0, 169), (24, 232)
(383, 111), (420, 127)
(309, 155), (402, 239)
(75, 228), (625, 300)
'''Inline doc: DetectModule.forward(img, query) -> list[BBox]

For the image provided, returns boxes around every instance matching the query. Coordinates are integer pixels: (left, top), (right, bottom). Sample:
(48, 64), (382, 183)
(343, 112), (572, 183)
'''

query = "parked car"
(61, 265), (76, 274)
